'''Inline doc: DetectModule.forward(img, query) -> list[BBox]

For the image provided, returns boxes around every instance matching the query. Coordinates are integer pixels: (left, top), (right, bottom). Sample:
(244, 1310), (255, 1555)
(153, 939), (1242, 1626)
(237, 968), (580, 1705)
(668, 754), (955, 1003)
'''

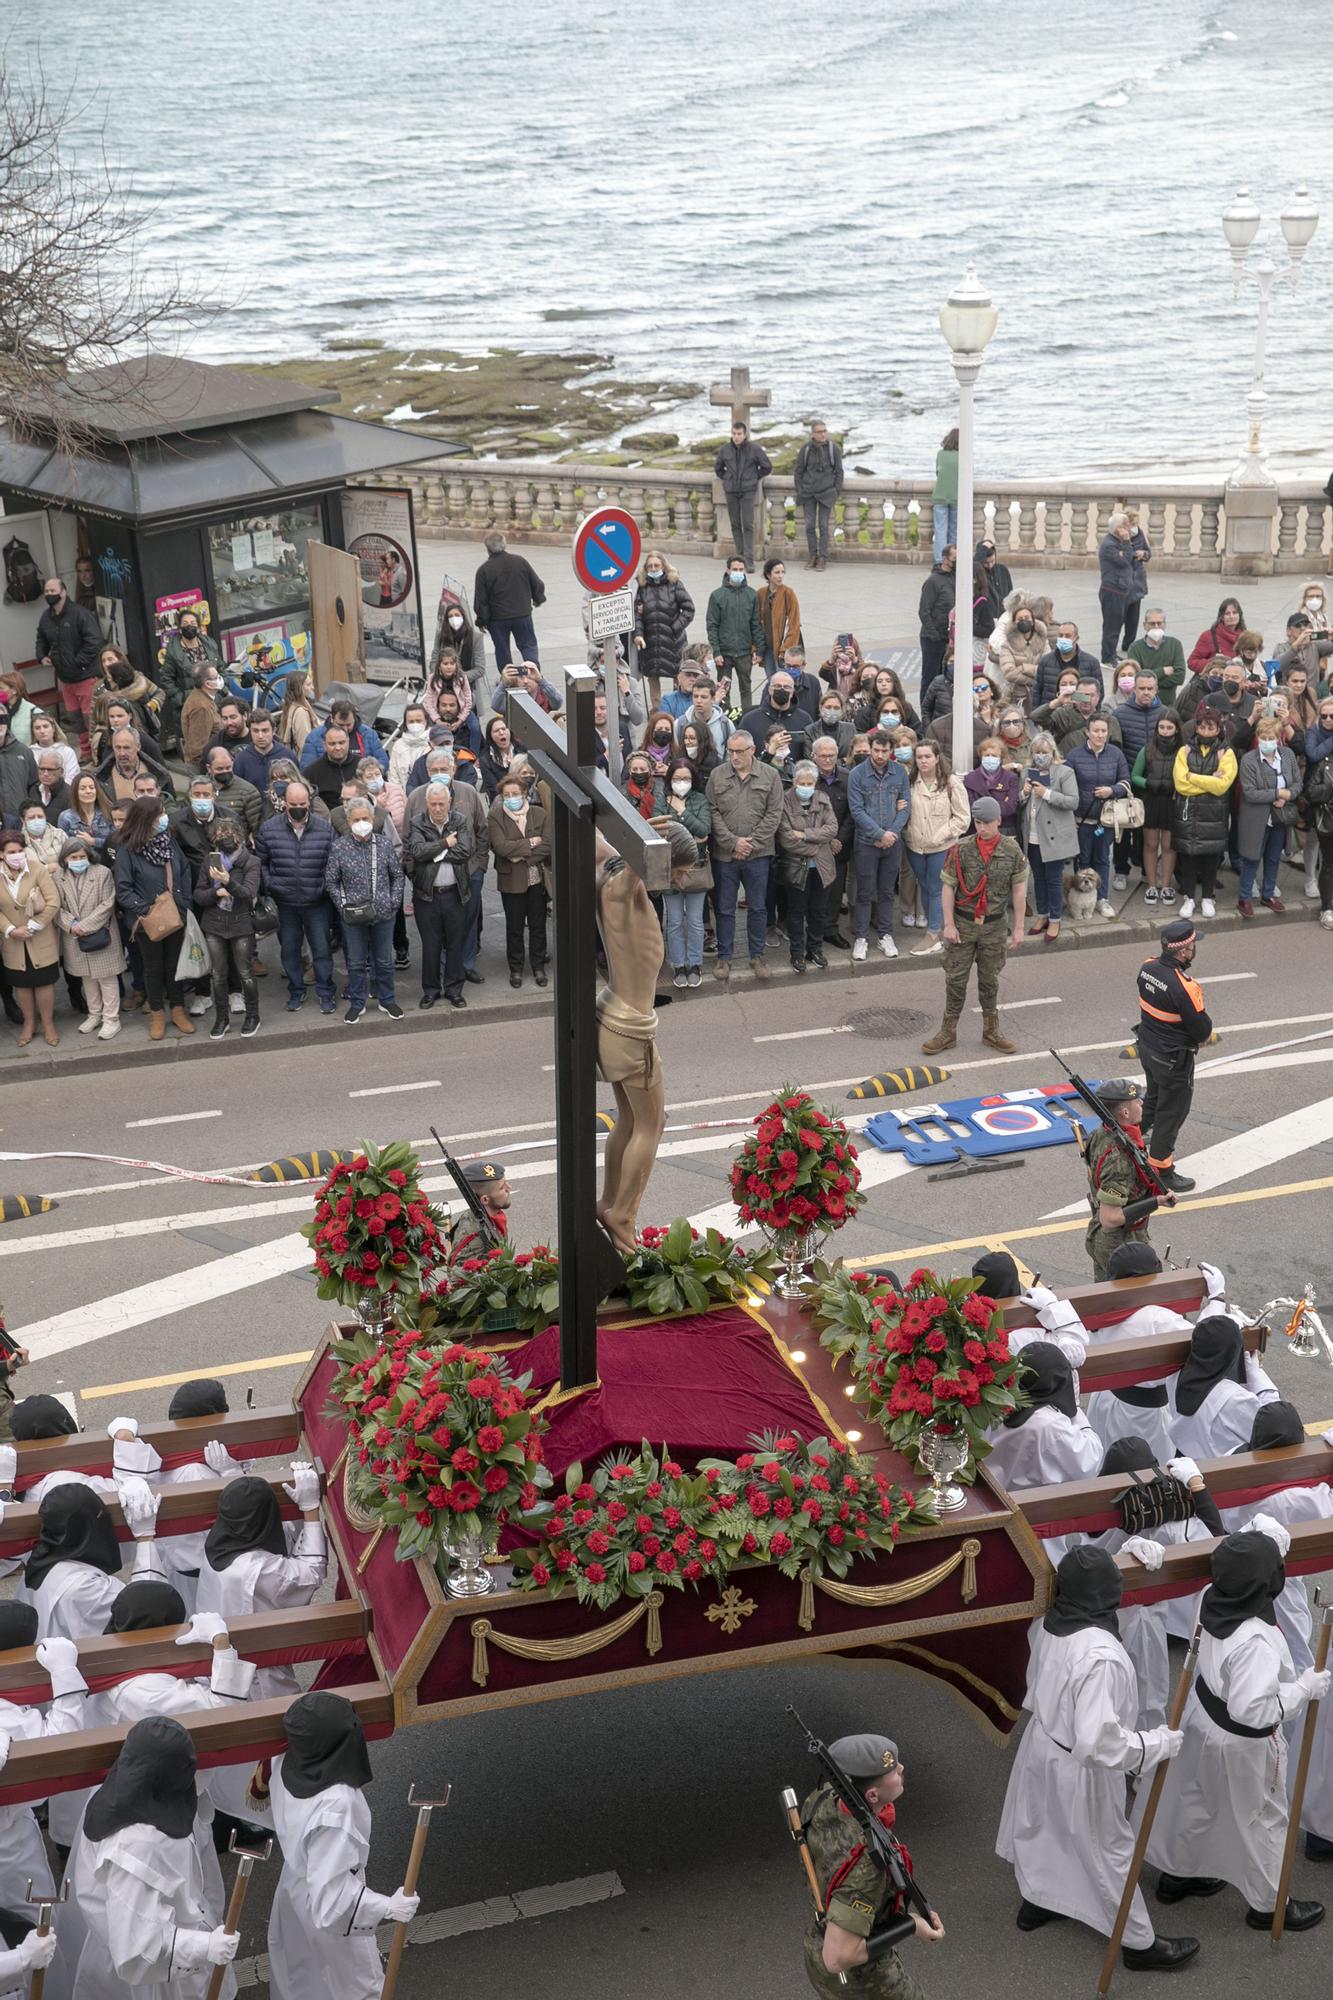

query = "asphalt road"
(3, 921), (1333, 1997)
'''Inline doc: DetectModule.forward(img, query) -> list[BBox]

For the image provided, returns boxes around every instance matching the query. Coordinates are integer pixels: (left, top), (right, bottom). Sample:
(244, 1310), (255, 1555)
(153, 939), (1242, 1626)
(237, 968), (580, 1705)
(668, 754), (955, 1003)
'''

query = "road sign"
(863, 1082), (1104, 1168)
(587, 586), (635, 641)
(572, 507), (642, 594)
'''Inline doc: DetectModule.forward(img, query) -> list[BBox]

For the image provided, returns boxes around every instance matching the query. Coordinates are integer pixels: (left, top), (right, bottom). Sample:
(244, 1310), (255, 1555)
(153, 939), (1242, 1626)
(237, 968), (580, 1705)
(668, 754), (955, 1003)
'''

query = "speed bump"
(847, 1065), (950, 1100)
(0, 1194), (56, 1223)
(249, 1150), (352, 1185)
(594, 1111), (617, 1132)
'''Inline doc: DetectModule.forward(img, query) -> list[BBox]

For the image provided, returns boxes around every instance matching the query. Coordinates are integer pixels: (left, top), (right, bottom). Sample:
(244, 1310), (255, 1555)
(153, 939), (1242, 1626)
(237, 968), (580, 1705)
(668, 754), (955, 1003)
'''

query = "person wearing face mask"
(422, 645), (474, 726)
(160, 610), (223, 751)
(112, 796), (195, 1041)
(0, 709), (37, 824)
(55, 836), (125, 1041)
(963, 736), (1020, 836)
(847, 729), (911, 961)
(1135, 918), (1212, 1190)
(1109, 669), (1171, 889)
(996, 594), (1049, 708)
(813, 691), (854, 756)
(641, 707), (681, 771)
(1130, 713), (1183, 905)
(739, 672), (814, 762)
(0, 827), (60, 1046)
(193, 813), (261, 1039)
(995, 707), (1031, 772)
(1293, 579), (1331, 635)
(1030, 620), (1100, 710)
(632, 551), (694, 710)
(489, 774), (551, 989)
(660, 756), (712, 988)
(621, 755), (663, 821)
(1126, 609), (1187, 707)
(1170, 713), (1236, 919)
(179, 659), (224, 768)
(706, 560), (763, 711)
(35, 574), (102, 760)
(256, 780), (338, 1013)
(403, 776), (473, 1009)
(1021, 732), (1079, 942)
(1235, 721), (1299, 916)
(324, 800), (404, 1024)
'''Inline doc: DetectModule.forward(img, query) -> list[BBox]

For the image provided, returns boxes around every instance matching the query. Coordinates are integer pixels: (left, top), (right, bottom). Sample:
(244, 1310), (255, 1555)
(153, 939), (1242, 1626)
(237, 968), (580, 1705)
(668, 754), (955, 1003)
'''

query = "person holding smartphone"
(193, 815), (261, 1039)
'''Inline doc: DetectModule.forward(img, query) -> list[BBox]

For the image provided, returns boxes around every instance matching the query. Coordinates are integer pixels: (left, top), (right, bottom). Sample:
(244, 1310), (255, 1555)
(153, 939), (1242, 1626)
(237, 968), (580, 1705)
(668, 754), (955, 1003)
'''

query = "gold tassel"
(799, 1566), (816, 1633)
(646, 1590), (663, 1657)
(471, 1617), (494, 1688)
(961, 1537), (981, 1604)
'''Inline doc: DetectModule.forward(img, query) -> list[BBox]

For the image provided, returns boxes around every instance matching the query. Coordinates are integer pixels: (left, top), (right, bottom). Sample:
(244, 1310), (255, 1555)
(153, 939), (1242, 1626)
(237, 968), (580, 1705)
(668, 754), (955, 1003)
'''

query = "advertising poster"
(0, 508), (58, 682)
(154, 589), (211, 666)
(221, 617), (311, 673)
(341, 487), (423, 676)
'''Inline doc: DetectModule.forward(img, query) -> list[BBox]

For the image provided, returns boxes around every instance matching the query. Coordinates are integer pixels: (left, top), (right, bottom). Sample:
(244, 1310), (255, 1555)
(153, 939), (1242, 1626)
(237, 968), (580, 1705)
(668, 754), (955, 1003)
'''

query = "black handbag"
(77, 925), (112, 954)
(251, 894), (279, 937)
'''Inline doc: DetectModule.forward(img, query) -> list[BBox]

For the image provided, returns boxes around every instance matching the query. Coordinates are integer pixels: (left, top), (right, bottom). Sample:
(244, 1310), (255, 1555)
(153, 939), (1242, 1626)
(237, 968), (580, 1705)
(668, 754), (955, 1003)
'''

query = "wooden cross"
(506, 670), (670, 1390)
(709, 363), (772, 432)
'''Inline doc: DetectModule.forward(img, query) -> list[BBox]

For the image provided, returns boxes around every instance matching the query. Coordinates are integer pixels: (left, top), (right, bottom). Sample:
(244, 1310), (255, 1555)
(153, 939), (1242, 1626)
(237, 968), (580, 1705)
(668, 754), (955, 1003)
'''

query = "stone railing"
(359, 458), (1333, 575)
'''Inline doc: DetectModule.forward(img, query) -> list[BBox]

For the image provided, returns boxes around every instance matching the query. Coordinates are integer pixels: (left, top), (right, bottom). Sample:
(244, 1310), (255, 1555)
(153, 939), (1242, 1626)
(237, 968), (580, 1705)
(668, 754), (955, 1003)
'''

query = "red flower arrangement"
(728, 1087), (865, 1238)
(304, 1141), (444, 1322)
(700, 1430), (931, 1581)
(429, 1241), (562, 1335)
(331, 1324), (550, 1564)
(831, 1267), (1026, 1466)
(509, 1444), (729, 1611)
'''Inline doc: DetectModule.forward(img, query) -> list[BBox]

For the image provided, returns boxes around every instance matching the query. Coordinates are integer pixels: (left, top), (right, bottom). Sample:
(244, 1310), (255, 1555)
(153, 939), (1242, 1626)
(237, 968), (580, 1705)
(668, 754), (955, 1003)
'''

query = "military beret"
(971, 796), (1002, 823)
(461, 1159), (505, 1186)
(1096, 1078), (1140, 1107)
(829, 1732), (899, 1779)
(1160, 919), (1196, 949)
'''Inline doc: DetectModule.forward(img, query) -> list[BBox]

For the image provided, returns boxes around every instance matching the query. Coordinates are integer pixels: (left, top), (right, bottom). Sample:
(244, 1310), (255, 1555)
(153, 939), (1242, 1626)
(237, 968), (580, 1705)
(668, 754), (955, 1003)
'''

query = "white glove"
(17, 1929), (57, 1971)
(383, 1889), (420, 1925)
(1250, 1510), (1292, 1559)
(174, 1612), (230, 1648)
(1299, 1667), (1332, 1703)
(209, 1646), (257, 1700)
(118, 1476), (159, 1538)
(1020, 1283), (1057, 1312)
(204, 1439), (240, 1477)
(1159, 1728), (1184, 1761)
(1199, 1260), (1227, 1302)
(1244, 1350), (1268, 1388)
(206, 1927), (239, 1967)
(36, 1636), (88, 1697)
(283, 1462), (321, 1511)
(1166, 1456), (1201, 1486)
(0, 1445), (15, 1489)
(1121, 1536), (1165, 1570)
(0, 1727), (12, 1772)
(105, 1414), (140, 1440)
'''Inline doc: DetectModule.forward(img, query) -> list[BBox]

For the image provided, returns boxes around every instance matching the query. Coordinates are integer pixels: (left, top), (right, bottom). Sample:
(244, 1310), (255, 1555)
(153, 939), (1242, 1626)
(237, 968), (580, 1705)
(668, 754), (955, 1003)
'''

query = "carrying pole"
(379, 1782), (450, 2000)
(1272, 1586), (1332, 1947)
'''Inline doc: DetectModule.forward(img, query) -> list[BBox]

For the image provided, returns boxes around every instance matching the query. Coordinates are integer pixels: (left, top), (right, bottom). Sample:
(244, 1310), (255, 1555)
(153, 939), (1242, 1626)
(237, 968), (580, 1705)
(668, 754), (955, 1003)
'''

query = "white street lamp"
(1222, 184), (1319, 481)
(938, 267), (998, 775)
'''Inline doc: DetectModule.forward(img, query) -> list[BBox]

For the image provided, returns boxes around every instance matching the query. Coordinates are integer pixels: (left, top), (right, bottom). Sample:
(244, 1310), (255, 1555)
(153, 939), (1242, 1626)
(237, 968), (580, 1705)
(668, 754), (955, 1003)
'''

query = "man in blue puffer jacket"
(255, 779), (338, 1012)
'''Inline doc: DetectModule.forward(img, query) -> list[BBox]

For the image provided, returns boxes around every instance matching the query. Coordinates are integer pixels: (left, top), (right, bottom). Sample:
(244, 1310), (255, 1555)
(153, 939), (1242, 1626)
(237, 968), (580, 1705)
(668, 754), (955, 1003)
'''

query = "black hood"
(1244, 1400), (1304, 1451)
(1173, 1315), (1245, 1418)
(1003, 1341), (1078, 1428)
(12, 1394), (77, 1440)
(204, 1476), (287, 1573)
(1105, 1241), (1161, 1280)
(1044, 1545), (1122, 1639)
(84, 1716), (198, 1844)
(168, 1378), (229, 1420)
(0, 1602), (38, 1651)
(1201, 1530), (1284, 1639)
(281, 1692), (374, 1799)
(1100, 1435), (1158, 1477)
(25, 1483), (121, 1593)
(971, 1251), (1019, 1301)
(105, 1580), (187, 1634)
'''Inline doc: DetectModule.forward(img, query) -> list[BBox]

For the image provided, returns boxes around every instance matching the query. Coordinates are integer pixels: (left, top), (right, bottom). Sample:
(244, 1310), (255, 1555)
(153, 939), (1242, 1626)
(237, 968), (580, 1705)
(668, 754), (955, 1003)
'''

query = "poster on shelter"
(0, 509), (58, 681)
(342, 487), (423, 673)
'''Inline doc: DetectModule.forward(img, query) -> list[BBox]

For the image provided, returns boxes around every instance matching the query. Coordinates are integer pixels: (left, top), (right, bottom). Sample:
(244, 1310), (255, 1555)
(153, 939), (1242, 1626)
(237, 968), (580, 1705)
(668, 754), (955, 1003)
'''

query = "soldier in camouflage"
(921, 797), (1028, 1058)
(801, 1732), (943, 1998)
(1083, 1079), (1175, 1280)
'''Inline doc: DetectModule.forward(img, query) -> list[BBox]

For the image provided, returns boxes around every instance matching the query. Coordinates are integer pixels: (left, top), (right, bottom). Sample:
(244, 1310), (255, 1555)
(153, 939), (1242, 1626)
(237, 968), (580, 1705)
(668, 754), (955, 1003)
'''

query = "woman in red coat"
(1186, 596), (1246, 675)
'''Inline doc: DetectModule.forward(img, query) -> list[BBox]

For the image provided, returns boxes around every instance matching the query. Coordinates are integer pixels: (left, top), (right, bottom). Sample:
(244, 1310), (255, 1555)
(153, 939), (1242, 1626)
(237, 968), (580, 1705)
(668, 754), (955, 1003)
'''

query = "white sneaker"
(1178, 898), (1195, 918)
(98, 1019), (121, 1040)
(878, 934), (898, 959)
(902, 913), (919, 928)
(78, 1014), (102, 1035)
(1306, 876), (1321, 901)
(187, 994), (209, 1016)
(229, 992), (244, 1013)
(851, 937), (868, 962)
(1201, 898), (1216, 918)
(1097, 899), (1116, 919)
(1112, 873), (1128, 891)
(911, 933), (943, 956)
(1322, 910), (1333, 931)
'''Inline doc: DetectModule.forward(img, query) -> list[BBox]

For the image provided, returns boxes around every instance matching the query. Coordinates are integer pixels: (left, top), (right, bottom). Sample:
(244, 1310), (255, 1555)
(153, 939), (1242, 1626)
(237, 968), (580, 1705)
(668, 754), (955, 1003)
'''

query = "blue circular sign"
(572, 507), (642, 593)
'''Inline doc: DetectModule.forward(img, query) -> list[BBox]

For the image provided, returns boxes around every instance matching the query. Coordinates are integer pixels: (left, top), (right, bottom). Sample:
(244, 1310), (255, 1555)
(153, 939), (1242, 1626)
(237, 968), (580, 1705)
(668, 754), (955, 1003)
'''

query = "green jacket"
(933, 447), (958, 504)
(706, 578), (762, 660)
(1125, 633), (1186, 704)
(942, 832), (1028, 923)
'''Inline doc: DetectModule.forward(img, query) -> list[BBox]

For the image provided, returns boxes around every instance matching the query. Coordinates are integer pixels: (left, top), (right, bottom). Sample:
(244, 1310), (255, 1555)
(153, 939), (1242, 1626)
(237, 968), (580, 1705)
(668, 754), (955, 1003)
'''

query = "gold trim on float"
(532, 1376), (602, 1415)
(738, 1298), (849, 1446)
(879, 1638), (1024, 1722)
(797, 1538), (981, 1633)
(470, 1590), (664, 1688)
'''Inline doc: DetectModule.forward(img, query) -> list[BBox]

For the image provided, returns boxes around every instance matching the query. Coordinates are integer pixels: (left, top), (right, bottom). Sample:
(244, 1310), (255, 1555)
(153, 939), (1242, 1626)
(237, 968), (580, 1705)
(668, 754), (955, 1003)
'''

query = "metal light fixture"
(938, 266), (1000, 363)
(1280, 182), (1320, 259)
(938, 265), (998, 775)
(1221, 186), (1320, 473)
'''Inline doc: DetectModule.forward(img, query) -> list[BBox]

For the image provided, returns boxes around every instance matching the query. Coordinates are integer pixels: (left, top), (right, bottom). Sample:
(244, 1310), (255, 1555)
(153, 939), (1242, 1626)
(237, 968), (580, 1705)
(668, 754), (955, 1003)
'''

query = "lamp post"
(1221, 184), (1318, 479)
(938, 267), (999, 775)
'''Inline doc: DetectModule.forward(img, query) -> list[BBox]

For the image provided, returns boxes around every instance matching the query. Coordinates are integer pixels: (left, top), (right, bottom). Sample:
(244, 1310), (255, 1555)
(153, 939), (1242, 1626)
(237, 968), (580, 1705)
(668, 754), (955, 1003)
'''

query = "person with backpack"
(35, 576), (102, 761)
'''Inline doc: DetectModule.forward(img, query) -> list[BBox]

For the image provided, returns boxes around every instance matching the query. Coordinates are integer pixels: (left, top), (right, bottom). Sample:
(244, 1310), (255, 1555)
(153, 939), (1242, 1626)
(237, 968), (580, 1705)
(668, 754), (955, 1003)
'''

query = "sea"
(24, 0), (1333, 478)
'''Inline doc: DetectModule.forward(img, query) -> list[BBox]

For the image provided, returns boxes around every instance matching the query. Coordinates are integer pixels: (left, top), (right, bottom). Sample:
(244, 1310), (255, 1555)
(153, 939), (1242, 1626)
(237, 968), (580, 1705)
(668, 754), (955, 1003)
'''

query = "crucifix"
(709, 362), (772, 432)
(507, 669), (671, 1391)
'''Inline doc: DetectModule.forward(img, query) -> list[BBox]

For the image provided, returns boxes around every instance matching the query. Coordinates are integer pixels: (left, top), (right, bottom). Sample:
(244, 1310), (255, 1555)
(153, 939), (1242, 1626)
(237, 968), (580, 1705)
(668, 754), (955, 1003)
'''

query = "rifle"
(1049, 1051), (1172, 1201)
(429, 1128), (496, 1247)
(788, 1707), (933, 1926)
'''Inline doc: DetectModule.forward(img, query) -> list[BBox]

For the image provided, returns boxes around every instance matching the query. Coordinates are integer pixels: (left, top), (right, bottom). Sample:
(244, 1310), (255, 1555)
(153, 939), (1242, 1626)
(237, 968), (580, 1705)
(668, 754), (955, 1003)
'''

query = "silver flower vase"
(442, 1529), (496, 1599)
(352, 1291), (394, 1340)
(765, 1227), (824, 1297)
(918, 1419), (970, 1513)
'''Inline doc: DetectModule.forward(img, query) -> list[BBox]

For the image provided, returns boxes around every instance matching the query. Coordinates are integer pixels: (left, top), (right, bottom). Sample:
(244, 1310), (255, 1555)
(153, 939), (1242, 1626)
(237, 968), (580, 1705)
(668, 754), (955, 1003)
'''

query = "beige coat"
(905, 774), (971, 855)
(56, 860), (127, 980)
(997, 619), (1048, 705)
(0, 859), (60, 972)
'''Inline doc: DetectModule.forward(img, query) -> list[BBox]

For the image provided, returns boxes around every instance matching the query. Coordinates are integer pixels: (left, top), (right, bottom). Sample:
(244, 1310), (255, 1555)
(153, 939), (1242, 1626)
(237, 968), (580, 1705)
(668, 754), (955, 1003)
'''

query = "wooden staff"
(1095, 1620), (1201, 1999)
(1272, 1585), (1332, 1948)
(780, 1787), (847, 1988)
(380, 1782), (449, 2000)
(23, 1877), (68, 2000)
(205, 1831), (272, 2000)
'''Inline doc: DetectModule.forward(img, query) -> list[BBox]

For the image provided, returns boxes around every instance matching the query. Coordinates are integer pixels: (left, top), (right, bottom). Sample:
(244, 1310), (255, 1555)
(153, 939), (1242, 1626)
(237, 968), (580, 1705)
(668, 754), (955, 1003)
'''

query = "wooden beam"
(998, 1271), (1208, 1330)
(506, 685), (671, 890)
(0, 1602), (368, 1701)
(1072, 1322), (1264, 1396)
(1116, 1517), (1333, 1603)
(1014, 1440), (1333, 1531)
(0, 1470), (314, 1557)
(11, 1405), (302, 1480)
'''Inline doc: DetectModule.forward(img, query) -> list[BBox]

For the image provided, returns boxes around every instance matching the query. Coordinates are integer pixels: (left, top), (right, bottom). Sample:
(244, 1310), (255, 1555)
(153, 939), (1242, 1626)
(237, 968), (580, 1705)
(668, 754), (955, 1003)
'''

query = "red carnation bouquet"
(729, 1087), (864, 1238)
(304, 1141), (444, 1323)
(510, 1444), (729, 1611)
(429, 1241), (561, 1335)
(699, 1430), (931, 1581)
(840, 1267), (1025, 1467)
(332, 1324), (549, 1565)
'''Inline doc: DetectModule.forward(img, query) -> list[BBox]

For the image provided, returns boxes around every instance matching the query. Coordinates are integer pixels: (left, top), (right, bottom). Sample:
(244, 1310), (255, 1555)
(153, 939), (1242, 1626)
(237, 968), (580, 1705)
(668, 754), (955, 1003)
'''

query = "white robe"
(1084, 1521), (1203, 1732)
(1220, 1484), (1333, 1677)
(1167, 1364), (1279, 1462)
(997, 1621), (1169, 1947)
(195, 1526), (326, 1701)
(1301, 1681), (1333, 1841)
(984, 1407), (1104, 1561)
(266, 1764), (393, 2000)
(0, 1692), (85, 2000)
(156, 1453), (247, 1615)
(17, 1560), (122, 1645)
(1084, 1303), (1184, 1468)
(71, 1818), (235, 2000)
(1146, 1619), (1308, 1909)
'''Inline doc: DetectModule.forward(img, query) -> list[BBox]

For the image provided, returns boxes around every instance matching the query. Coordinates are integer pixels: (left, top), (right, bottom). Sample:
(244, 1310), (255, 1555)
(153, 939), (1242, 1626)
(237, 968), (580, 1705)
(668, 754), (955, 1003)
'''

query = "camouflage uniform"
(1084, 1126), (1154, 1281)
(800, 1786), (929, 2000)
(940, 835), (1028, 1020)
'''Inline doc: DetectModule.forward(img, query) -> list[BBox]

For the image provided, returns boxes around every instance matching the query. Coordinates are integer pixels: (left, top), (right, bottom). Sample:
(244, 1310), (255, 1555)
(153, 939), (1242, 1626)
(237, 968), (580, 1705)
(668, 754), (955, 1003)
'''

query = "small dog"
(1062, 867), (1100, 921)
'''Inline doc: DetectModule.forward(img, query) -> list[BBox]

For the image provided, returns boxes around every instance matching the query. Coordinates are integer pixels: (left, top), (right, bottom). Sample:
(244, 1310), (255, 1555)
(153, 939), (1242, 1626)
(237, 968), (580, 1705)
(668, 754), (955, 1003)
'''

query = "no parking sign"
(572, 506), (642, 593)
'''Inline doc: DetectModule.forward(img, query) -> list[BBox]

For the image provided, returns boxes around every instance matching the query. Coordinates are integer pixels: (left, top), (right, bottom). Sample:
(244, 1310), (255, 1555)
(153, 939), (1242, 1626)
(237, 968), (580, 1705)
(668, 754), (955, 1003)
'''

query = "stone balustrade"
(358, 458), (1333, 576)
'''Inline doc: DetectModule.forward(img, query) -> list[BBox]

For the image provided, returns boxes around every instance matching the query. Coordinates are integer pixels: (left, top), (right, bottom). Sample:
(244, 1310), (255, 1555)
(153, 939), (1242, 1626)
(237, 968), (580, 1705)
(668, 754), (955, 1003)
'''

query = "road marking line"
(124, 1111), (222, 1129)
(1204, 972), (1258, 985)
(753, 1025), (856, 1044)
(81, 1349), (316, 1401)
(348, 1081), (441, 1099)
(970, 997), (1060, 1013)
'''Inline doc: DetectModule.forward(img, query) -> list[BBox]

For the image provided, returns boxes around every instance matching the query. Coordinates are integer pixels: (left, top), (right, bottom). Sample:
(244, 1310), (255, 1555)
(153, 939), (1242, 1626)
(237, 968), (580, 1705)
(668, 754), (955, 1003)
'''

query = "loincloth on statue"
(595, 987), (663, 1090)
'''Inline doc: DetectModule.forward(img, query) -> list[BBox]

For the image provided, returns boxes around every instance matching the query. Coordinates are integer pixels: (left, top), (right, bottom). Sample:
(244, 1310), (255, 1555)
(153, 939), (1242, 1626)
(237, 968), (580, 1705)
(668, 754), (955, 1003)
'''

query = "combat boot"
(982, 1013), (1016, 1053)
(921, 1016), (958, 1055)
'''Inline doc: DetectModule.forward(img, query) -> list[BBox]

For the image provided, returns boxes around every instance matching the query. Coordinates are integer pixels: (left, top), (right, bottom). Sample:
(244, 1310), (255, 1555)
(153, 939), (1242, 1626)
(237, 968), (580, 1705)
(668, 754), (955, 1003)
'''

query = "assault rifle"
(1049, 1051), (1173, 1201)
(429, 1127), (496, 1247)
(788, 1707), (932, 1934)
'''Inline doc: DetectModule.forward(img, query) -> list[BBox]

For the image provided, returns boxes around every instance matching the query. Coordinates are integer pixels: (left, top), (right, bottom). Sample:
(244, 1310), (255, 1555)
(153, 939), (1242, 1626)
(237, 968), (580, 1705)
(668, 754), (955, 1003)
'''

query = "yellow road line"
(856, 1170), (1333, 1267)
(1307, 1419), (1331, 1437)
(80, 1349), (314, 1402)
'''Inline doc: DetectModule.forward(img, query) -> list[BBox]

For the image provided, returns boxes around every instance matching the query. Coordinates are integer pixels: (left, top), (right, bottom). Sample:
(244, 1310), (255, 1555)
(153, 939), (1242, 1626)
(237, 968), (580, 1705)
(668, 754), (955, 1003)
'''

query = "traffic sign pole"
(604, 635), (623, 784)
(572, 508), (643, 789)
